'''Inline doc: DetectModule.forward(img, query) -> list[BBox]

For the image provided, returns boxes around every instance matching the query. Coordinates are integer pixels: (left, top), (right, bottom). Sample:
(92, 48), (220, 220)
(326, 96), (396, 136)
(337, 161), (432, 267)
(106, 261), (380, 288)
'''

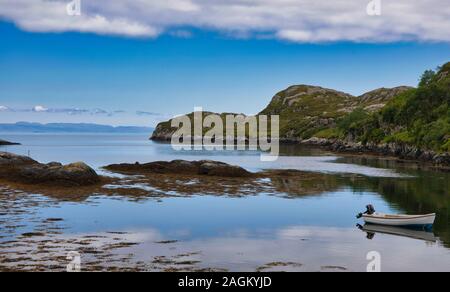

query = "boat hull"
(362, 213), (435, 228)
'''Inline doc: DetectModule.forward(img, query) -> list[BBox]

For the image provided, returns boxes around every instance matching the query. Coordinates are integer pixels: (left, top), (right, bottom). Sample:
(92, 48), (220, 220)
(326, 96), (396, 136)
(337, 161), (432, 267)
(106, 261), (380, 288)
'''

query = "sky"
(0, 0), (449, 126)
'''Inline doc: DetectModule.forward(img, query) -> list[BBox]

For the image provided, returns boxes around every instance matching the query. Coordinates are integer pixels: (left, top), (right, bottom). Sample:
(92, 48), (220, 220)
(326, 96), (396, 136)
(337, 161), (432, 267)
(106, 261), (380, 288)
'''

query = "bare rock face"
(358, 86), (413, 112)
(0, 152), (99, 186)
(359, 86), (413, 104)
(105, 160), (252, 178)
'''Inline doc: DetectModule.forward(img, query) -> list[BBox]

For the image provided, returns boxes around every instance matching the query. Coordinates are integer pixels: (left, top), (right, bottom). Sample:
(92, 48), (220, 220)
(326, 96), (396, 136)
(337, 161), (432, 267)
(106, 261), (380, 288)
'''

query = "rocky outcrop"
(0, 139), (20, 146)
(260, 85), (355, 115)
(357, 86), (413, 112)
(299, 138), (450, 167)
(150, 123), (177, 141)
(0, 152), (100, 186)
(105, 160), (253, 178)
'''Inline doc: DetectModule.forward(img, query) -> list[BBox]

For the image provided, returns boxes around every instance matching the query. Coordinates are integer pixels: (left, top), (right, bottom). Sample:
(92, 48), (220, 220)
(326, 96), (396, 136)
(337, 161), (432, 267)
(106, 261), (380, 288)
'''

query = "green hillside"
(331, 62), (450, 152)
(259, 85), (411, 141)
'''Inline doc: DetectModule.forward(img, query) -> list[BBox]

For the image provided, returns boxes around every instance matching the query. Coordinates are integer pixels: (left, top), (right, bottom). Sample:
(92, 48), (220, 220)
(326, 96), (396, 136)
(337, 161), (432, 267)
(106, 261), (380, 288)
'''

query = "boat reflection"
(357, 224), (437, 243)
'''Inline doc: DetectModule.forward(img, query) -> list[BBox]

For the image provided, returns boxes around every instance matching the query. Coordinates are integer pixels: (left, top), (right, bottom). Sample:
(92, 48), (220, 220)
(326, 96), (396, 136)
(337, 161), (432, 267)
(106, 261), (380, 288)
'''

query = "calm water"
(0, 133), (449, 272)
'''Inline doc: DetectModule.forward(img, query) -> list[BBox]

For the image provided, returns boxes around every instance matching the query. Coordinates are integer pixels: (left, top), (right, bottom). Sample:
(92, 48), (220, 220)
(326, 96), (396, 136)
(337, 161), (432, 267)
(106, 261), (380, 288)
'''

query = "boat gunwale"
(362, 213), (436, 220)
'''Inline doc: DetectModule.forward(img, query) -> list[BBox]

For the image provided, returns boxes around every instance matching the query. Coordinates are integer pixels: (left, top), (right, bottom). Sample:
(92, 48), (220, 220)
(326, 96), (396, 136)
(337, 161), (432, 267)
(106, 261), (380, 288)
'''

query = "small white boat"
(362, 213), (436, 228)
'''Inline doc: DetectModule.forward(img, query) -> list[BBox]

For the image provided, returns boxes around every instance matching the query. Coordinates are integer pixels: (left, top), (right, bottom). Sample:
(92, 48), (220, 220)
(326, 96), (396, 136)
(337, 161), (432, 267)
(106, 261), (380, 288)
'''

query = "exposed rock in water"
(0, 139), (20, 146)
(104, 160), (253, 178)
(0, 152), (100, 186)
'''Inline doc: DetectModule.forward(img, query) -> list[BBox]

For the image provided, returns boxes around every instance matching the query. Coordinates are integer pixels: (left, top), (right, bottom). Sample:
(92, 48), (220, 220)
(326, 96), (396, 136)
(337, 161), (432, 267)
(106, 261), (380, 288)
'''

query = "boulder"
(197, 161), (252, 177)
(0, 152), (99, 186)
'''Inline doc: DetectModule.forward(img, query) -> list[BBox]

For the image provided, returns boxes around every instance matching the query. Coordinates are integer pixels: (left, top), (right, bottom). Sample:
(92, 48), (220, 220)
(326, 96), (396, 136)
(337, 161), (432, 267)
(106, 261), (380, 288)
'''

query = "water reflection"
(357, 224), (438, 243)
(1, 135), (450, 271)
(338, 161), (450, 248)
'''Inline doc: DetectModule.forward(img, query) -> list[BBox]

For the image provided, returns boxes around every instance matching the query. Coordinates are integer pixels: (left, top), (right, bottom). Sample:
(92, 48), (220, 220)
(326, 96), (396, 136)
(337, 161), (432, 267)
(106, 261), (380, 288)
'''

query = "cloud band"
(0, 0), (448, 42)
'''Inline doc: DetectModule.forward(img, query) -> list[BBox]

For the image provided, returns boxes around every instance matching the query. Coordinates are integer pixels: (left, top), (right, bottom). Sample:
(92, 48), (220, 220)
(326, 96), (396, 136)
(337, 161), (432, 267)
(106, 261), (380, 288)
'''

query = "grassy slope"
(258, 85), (412, 141)
(259, 85), (357, 140)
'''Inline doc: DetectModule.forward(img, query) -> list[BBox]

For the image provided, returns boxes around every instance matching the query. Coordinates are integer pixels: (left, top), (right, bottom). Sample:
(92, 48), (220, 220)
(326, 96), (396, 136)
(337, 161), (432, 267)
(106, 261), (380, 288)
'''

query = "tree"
(419, 69), (436, 87)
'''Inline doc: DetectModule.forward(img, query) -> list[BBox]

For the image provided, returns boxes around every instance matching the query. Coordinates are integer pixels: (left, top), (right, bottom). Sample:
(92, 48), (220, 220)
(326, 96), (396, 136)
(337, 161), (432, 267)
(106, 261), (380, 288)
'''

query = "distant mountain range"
(0, 122), (154, 133)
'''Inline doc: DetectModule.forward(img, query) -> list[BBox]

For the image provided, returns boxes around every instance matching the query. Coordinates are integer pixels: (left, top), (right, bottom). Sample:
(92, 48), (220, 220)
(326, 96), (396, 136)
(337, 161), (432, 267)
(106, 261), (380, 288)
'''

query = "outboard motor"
(366, 204), (376, 215)
(356, 205), (376, 219)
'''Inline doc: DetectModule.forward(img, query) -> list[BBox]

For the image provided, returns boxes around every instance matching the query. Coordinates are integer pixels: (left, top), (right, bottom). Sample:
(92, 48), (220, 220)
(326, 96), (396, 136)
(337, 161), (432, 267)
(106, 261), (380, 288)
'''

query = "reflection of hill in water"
(267, 164), (450, 248)
(336, 157), (450, 248)
(264, 170), (343, 198)
(360, 177), (450, 248)
(346, 157), (448, 247)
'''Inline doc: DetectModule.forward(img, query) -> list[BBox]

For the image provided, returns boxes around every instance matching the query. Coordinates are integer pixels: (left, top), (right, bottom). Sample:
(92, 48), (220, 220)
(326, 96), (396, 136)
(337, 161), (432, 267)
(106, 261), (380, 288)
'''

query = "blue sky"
(0, 1), (449, 126)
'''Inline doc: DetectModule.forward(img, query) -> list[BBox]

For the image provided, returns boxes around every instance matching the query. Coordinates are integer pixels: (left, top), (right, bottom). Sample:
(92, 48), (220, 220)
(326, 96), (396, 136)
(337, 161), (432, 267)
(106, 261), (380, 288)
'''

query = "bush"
(337, 108), (370, 131)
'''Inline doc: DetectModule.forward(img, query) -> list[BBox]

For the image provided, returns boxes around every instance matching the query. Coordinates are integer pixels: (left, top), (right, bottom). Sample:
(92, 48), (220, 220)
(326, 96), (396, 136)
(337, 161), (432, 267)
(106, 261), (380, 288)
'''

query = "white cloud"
(32, 105), (48, 112)
(0, 106), (10, 112)
(0, 0), (158, 37)
(0, 0), (449, 42)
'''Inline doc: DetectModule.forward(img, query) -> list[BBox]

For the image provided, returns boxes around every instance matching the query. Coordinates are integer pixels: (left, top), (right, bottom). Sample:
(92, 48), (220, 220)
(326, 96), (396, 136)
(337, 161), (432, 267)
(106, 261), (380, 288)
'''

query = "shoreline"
(150, 136), (450, 171)
(292, 137), (450, 170)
